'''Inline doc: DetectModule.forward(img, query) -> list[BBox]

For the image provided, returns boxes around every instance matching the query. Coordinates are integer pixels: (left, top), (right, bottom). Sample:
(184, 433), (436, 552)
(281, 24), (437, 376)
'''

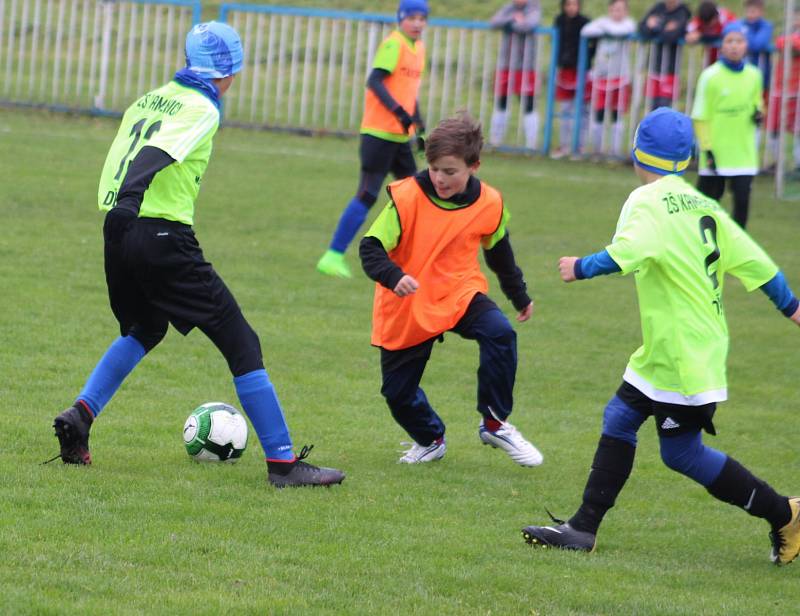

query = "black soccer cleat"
(522, 510), (596, 552)
(267, 445), (345, 488)
(50, 404), (94, 465)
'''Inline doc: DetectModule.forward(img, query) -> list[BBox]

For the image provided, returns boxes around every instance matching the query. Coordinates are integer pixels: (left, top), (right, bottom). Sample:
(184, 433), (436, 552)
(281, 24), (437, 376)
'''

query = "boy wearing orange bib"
(359, 113), (543, 466)
(317, 0), (428, 279)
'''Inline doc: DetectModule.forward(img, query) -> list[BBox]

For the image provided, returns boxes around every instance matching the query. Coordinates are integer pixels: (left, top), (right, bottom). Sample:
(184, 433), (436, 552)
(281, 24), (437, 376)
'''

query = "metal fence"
(0, 0), (200, 112)
(561, 34), (774, 166)
(217, 4), (559, 153)
(3, 0), (800, 189)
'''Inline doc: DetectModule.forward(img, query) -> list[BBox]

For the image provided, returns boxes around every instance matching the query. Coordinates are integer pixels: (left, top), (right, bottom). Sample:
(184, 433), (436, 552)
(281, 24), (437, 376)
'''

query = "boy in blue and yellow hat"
(49, 22), (344, 488)
(520, 108), (800, 565)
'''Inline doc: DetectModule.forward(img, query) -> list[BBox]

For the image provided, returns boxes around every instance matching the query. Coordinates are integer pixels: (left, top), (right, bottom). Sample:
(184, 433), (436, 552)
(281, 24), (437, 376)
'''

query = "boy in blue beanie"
(317, 0), (428, 278)
(48, 22), (344, 488)
(521, 108), (800, 565)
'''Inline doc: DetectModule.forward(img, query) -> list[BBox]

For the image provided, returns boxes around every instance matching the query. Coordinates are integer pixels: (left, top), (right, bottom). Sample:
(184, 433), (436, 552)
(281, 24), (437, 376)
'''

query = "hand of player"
(791, 304), (800, 327)
(752, 109), (764, 126)
(685, 31), (701, 44)
(705, 150), (717, 174)
(646, 15), (661, 29)
(393, 274), (419, 297)
(415, 133), (426, 154)
(558, 257), (579, 283)
(393, 106), (414, 133)
(103, 207), (137, 244)
(517, 301), (534, 323)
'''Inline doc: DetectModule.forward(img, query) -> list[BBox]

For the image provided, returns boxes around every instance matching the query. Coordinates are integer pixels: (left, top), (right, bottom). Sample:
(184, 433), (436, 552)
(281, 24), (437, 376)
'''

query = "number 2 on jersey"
(699, 215), (720, 290)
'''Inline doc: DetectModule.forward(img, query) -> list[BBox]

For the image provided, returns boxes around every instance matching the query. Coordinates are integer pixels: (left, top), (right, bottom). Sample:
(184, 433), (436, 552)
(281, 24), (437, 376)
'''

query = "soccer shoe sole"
(52, 418), (91, 465)
(269, 469), (346, 488)
(521, 526), (595, 552)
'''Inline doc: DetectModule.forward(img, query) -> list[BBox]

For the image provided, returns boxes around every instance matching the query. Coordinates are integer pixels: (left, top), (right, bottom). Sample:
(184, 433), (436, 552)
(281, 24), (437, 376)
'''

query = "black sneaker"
(522, 511), (596, 552)
(267, 445), (345, 488)
(50, 404), (93, 465)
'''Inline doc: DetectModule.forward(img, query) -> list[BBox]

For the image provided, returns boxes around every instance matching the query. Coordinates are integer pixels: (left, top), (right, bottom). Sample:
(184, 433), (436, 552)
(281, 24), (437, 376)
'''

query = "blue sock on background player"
(330, 197), (369, 253)
(234, 369), (295, 461)
(77, 335), (146, 416)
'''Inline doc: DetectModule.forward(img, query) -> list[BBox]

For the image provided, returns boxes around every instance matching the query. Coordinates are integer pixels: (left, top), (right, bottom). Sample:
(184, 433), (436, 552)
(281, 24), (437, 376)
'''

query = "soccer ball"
(183, 402), (248, 462)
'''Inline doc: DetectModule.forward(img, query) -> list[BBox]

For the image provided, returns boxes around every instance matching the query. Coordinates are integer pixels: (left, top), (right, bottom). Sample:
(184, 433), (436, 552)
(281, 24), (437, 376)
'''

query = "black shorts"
(616, 381), (718, 437)
(359, 133), (416, 179)
(104, 217), (243, 338)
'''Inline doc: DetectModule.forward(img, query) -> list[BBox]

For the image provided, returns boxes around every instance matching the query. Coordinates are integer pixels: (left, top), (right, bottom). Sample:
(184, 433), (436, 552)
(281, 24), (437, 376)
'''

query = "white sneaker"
(479, 420), (543, 467)
(398, 439), (446, 464)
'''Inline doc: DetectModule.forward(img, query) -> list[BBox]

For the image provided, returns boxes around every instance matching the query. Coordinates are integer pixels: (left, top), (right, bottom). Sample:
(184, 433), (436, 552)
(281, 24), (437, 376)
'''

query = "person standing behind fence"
(316, 0), (428, 279)
(733, 0), (772, 88)
(552, 0), (591, 158)
(582, 0), (636, 159)
(692, 23), (762, 228)
(639, 0), (692, 110)
(767, 12), (800, 174)
(488, 0), (542, 149)
(685, 1), (737, 65)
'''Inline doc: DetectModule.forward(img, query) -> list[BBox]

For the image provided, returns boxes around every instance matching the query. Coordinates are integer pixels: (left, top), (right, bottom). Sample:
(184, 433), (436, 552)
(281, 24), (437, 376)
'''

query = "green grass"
(1, 107), (799, 615)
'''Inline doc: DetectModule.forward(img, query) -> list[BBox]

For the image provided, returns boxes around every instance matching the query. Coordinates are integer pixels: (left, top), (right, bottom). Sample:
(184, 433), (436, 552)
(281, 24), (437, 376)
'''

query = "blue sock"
(234, 369), (294, 461)
(77, 336), (146, 416)
(330, 197), (369, 253)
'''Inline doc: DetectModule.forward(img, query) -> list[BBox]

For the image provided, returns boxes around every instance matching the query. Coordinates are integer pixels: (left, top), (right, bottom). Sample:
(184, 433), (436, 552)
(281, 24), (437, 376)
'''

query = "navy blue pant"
(380, 296), (517, 446)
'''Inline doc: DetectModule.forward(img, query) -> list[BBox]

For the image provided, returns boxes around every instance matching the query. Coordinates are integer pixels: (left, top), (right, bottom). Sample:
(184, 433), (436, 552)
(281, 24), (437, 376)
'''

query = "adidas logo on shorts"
(661, 417), (680, 430)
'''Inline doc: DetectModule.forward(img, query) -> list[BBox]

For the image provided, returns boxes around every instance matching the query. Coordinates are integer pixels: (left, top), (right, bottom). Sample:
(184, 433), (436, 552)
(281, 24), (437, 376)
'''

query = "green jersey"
(98, 81), (219, 226)
(605, 174), (777, 404)
(691, 61), (762, 176)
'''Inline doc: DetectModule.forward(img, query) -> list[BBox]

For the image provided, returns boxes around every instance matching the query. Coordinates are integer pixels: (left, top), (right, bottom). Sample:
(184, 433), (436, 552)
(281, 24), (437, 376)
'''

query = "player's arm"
(482, 208), (533, 321)
(512, 5), (540, 33)
(489, 6), (515, 30)
(368, 38), (414, 131)
(760, 272), (800, 325)
(359, 201), (418, 296)
(105, 146), (175, 242)
(559, 250), (622, 283)
(691, 70), (716, 170)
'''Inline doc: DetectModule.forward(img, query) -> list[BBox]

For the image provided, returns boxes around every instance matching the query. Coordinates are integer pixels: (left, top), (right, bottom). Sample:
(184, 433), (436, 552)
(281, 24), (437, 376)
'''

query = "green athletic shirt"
(361, 30), (423, 144)
(98, 81), (219, 226)
(366, 197), (510, 251)
(691, 62), (762, 176)
(605, 174), (777, 404)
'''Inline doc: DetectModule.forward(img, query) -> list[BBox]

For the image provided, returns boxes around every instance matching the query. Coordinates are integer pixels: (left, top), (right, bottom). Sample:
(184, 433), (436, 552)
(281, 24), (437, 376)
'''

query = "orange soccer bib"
(371, 177), (504, 350)
(361, 31), (425, 137)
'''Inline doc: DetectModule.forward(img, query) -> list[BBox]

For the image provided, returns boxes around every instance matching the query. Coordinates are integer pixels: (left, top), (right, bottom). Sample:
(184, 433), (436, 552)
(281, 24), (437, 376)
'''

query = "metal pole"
(777, 0), (795, 198)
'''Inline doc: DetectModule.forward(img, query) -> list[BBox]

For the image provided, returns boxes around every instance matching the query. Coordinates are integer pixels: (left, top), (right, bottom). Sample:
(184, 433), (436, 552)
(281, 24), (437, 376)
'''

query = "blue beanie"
(398, 0), (429, 22)
(185, 21), (243, 79)
(722, 22), (748, 39)
(631, 108), (694, 176)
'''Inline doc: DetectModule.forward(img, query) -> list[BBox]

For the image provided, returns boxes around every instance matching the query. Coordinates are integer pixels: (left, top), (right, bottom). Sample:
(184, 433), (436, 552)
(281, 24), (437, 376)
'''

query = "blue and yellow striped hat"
(631, 107), (694, 176)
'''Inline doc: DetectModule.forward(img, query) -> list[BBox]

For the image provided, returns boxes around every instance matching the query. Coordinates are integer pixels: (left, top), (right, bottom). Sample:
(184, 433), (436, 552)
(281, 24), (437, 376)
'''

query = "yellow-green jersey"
(605, 174), (777, 404)
(691, 61), (762, 176)
(98, 81), (219, 226)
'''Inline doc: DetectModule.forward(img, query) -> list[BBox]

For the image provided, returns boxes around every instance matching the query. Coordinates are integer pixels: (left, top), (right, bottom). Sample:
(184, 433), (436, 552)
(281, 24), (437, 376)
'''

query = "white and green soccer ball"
(183, 402), (248, 462)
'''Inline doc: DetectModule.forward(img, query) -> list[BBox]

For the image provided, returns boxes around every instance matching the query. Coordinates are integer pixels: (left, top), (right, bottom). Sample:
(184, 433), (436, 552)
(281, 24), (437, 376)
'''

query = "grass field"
(1, 106), (799, 615)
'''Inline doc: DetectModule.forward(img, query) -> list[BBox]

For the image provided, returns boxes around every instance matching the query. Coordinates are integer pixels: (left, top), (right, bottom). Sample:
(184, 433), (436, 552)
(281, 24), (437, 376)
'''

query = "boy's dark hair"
(425, 111), (483, 166)
(560, 0), (581, 10)
(698, 1), (718, 22)
(609, 0), (626, 5)
(744, 0), (763, 8)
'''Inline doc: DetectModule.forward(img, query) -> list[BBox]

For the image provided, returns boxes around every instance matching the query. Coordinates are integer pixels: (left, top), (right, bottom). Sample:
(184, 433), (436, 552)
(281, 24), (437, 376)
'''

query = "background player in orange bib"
(317, 0), (428, 279)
